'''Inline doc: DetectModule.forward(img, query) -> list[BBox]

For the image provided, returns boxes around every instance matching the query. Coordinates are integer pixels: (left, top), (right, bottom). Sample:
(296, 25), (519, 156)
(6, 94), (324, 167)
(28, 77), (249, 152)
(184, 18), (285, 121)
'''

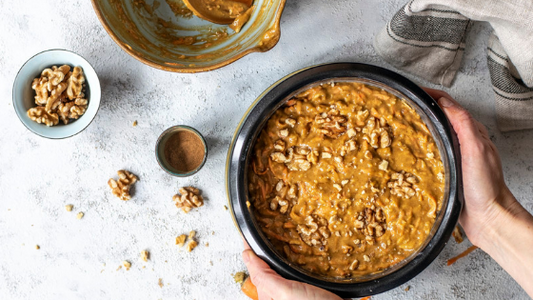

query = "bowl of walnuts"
(12, 49), (101, 139)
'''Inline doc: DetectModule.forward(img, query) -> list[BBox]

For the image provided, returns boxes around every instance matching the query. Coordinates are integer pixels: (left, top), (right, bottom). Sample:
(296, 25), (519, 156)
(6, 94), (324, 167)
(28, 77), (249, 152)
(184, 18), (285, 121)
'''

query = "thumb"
(438, 97), (480, 143)
(242, 249), (289, 300)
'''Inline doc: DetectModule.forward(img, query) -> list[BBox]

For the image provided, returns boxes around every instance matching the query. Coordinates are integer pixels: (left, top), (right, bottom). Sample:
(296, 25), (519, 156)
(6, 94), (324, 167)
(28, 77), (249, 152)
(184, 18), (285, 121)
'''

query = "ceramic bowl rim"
(90, 0), (287, 73)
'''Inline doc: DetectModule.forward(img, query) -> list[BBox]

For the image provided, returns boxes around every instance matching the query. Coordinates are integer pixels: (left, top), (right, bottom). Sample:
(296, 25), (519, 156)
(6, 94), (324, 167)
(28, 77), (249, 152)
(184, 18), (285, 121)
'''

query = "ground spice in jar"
(164, 130), (205, 172)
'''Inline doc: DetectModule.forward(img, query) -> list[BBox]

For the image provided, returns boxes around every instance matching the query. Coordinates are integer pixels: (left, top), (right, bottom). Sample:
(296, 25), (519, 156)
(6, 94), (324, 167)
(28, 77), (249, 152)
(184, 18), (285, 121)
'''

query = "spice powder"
(164, 130), (205, 172)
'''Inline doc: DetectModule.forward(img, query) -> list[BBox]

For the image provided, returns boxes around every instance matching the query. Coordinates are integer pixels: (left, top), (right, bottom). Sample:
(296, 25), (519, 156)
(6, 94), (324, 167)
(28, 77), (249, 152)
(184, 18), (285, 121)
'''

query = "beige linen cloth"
(374, 0), (533, 132)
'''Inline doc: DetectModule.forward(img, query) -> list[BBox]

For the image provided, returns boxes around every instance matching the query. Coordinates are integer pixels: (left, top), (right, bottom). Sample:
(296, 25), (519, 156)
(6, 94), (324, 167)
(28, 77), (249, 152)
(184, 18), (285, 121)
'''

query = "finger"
(242, 249), (289, 300)
(475, 120), (489, 137)
(422, 87), (454, 102)
(242, 237), (251, 250)
(437, 97), (482, 145)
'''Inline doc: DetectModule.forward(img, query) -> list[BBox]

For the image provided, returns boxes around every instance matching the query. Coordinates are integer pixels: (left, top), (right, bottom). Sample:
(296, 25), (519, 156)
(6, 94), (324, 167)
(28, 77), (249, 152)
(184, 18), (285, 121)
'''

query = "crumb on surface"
(176, 234), (187, 247)
(116, 265), (122, 271)
(141, 250), (150, 262)
(35, 245), (40, 250)
(158, 278), (163, 288)
(123, 261), (131, 270)
(76, 212), (84, 219)
(188, 230), (196, 239)
(133, 120), (137, 127)
(233, 271), (246, 284)
(205, 242), (209, 247)
(223, 205), (228, 210)
(187, 240), (198, 252)
(405, 285), (410, 292)
(65, 204), (73, 212)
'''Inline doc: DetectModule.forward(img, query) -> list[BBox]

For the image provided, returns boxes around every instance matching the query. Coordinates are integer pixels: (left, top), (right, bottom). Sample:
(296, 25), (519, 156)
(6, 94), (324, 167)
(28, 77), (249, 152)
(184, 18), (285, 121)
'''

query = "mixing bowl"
(226, 63), (463, 297)
(91, 0), (285, 72)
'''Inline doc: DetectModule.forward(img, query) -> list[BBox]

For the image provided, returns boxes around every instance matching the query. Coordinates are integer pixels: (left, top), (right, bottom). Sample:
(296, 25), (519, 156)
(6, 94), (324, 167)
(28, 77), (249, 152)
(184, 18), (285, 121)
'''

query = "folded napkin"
(374, 0), (533, 132)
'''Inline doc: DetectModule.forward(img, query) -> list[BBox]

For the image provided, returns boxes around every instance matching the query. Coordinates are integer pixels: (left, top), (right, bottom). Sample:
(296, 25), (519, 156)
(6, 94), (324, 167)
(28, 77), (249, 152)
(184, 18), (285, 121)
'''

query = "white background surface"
(1, 0), (532, 299)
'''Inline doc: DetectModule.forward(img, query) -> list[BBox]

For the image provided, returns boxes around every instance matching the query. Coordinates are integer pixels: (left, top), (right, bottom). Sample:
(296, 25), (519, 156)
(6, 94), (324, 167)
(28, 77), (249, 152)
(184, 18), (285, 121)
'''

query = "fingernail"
(242, 250), (251, 264)
(438, 97), (454, 108)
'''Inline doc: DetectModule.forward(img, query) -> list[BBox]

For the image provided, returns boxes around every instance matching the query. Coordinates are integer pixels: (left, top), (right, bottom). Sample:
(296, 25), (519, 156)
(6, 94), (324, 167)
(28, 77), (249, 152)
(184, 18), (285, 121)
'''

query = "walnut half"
(108, 170), (138, 201)
(27, 107), (59, 127)
(173, 186), (204, 213)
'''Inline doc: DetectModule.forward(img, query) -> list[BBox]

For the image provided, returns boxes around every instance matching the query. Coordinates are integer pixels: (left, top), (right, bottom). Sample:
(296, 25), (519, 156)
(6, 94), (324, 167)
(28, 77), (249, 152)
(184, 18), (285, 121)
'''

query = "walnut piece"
(387, 171), (417, 198)
(315, 109), (347, 138)
(297, 215), (329, 247)
(65, 204), (73, 212)
(187, 240), (198, 252)
(66, 66), (85, 100)
(76, 212), (84, 219)
(123, 260), (132, 270)
(57, 97), (88, 125)
(173, 186), (204, 213)
(176, 234), (187, 247)
(353, 206), (387, 246)
(108, 170), (138, 201)
(141, 250), (150, 262)
(27, 106), (59, 127)
(362, 117), (392, 149)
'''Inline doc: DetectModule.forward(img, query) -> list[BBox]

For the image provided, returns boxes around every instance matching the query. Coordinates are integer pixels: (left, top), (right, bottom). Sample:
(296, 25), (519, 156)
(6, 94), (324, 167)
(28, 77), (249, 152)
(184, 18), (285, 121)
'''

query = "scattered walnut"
(187, 240), (198, 252)
(176, 234), (187, 247)
(189, 230), (196, 240)
(27, 107), (59, 126)
(65, 204), (73, 212)
(76, 212), (84, 219)
(173, 186), (204, 213)
(363, 254), (370, 262)
(123, 260), (132, 270)
(387, 171), (417, 198)
(141, 250), (150, 262)
(108, 170), (138, 201)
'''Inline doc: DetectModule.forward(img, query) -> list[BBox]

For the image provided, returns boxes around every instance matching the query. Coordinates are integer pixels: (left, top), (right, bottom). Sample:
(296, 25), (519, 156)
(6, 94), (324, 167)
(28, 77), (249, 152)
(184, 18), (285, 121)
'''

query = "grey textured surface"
(0, 0), (532, 299)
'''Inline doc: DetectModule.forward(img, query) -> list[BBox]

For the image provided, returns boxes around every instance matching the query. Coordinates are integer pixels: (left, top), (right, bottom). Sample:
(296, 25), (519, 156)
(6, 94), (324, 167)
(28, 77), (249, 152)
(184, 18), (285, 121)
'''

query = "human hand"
(242, 242), (342, 300)
(424, 88), (523, 246)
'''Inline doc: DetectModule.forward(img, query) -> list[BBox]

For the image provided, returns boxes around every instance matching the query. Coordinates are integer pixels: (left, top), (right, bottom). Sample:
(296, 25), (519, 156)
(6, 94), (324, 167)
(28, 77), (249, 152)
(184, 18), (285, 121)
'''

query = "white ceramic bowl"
(12, 49), (101, 139)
